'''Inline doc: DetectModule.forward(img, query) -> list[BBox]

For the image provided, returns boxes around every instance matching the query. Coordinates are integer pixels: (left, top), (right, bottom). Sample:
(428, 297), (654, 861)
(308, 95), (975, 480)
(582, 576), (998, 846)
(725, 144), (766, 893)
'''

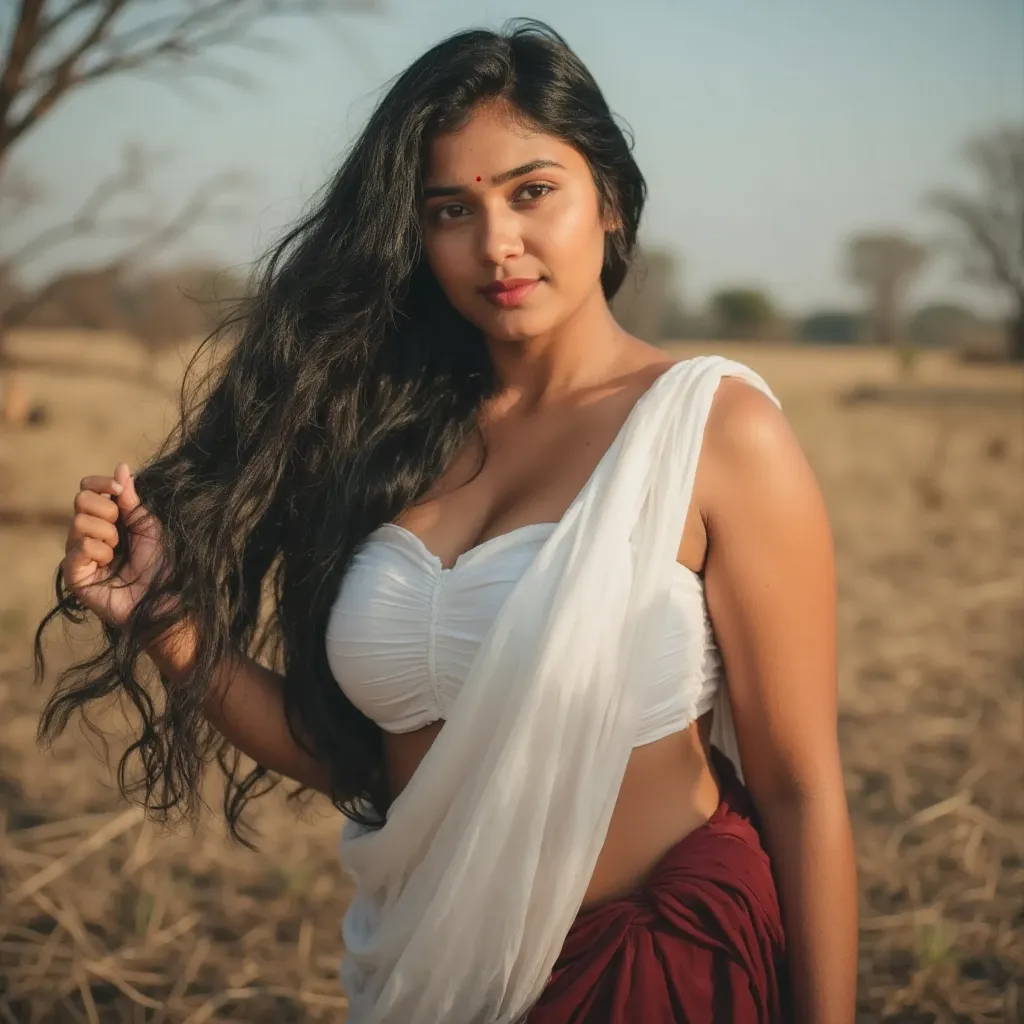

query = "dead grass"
(1, 332), (1022, 1022)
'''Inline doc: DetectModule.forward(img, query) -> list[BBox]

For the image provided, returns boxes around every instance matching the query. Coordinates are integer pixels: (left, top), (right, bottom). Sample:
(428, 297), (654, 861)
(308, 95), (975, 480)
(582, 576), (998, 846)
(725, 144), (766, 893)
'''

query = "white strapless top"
(325, 518), (722, 746)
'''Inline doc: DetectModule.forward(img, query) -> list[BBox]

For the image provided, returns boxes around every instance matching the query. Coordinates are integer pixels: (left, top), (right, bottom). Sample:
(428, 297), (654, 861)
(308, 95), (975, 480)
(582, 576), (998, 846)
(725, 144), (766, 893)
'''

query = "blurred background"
(1, 2), (1022, 1022)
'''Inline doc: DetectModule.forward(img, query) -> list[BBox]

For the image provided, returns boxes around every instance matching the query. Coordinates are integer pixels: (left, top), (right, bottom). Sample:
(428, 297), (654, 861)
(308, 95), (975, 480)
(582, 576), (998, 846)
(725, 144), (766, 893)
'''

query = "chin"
(475, 307), (558, 343)
(489, 321), (549, 344)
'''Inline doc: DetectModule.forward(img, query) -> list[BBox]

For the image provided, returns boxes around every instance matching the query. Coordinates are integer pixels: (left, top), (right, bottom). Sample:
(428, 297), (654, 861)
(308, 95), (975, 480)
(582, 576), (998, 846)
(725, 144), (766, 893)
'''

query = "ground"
(1, 331), (1021, 1023)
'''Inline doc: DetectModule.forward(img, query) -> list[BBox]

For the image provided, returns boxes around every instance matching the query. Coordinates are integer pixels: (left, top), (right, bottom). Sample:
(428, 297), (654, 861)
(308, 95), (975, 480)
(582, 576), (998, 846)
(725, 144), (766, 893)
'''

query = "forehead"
(422, 103), (588, 183)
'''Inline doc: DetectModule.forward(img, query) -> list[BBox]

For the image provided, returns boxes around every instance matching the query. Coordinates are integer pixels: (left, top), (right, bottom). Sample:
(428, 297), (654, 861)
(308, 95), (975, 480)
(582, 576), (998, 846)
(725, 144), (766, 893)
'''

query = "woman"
(37, 19), (857, 1024)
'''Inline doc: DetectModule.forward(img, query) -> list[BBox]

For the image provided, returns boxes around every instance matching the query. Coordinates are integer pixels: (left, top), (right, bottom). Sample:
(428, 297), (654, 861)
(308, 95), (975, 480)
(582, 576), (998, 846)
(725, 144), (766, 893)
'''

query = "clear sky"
(7, 0), (1024, 315)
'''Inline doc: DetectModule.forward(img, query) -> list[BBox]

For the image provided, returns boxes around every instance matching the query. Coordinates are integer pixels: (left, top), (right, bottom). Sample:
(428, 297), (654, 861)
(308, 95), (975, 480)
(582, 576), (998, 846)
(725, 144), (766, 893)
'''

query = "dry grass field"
(1, 330), (1022, 1023)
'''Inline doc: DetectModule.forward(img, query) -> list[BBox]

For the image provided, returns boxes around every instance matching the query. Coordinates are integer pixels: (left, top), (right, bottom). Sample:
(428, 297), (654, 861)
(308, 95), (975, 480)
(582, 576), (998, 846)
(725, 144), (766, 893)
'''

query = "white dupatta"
(338, 356), (780, 1023)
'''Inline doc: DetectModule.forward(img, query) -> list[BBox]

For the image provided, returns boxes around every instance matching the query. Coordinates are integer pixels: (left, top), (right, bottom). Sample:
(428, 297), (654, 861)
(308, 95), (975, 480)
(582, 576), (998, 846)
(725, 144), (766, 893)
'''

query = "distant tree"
(927, 125), (1024, 361)
(124, 264), (251, 350)
(16, 262), (250, 348)
(908, 302), (984, 349)
(20, 265), (128, 328)
(708, 287), (778, 340)
(0, 261), (25, 317)
(845, 232), (928, 377)
(612, 246), (682, 344)
(659, 296), (689, 342)
(798, 310), (862, 345)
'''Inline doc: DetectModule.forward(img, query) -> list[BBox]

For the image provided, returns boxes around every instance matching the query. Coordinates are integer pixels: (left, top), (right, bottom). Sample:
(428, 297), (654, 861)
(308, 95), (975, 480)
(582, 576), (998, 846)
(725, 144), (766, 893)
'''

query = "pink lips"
(481, 278), (540, 308)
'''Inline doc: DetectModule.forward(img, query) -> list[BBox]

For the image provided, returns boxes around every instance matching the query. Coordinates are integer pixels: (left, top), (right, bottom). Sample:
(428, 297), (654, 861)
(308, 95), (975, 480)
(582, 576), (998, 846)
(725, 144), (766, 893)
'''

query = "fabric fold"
(337, 356), (781, 1023)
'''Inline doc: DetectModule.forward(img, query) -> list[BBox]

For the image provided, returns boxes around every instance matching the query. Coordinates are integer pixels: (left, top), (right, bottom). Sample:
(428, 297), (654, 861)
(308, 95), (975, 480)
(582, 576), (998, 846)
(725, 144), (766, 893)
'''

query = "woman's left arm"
(700, 378), (858, 1024)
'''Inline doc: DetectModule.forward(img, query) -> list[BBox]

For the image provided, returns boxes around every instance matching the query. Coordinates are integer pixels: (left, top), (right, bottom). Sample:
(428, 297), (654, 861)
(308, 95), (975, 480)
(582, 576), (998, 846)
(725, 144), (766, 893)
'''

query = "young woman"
(37, 19), (857, 1024)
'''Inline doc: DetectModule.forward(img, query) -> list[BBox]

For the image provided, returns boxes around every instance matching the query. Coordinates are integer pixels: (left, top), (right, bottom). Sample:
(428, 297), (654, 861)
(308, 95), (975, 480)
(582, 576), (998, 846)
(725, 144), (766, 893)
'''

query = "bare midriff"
(381, 708), (721, 908)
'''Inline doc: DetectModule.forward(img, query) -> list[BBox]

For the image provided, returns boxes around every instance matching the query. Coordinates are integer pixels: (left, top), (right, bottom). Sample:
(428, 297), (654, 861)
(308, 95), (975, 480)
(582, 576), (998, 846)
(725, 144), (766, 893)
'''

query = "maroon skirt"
(525, 747), (788, 1024)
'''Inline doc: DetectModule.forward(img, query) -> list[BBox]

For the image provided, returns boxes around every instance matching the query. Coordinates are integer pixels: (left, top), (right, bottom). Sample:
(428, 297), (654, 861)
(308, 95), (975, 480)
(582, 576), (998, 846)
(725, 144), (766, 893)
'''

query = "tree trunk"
(874, 282), (898, 348)
(0, 371), (31, 425)
(0, 332), (32, 427)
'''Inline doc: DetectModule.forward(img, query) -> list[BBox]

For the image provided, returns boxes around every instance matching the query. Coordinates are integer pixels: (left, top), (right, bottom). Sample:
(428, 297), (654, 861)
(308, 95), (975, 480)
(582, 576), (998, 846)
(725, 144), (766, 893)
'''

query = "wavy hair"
(33, 18), (647, 843)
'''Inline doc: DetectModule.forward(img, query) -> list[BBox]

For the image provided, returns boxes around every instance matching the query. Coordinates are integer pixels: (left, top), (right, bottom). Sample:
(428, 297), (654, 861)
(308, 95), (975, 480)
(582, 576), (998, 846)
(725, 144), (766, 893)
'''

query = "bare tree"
(928, 125), (1024, 361)
(846, 232), (929, 375)
(0, 0), (376, 423)
(0, 0), (375, 171)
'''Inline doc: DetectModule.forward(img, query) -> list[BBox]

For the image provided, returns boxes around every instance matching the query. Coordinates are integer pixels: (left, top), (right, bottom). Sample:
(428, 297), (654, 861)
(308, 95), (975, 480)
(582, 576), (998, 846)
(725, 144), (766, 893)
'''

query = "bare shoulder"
(697, 372), (823, 521)
(704, 374), (791, 459)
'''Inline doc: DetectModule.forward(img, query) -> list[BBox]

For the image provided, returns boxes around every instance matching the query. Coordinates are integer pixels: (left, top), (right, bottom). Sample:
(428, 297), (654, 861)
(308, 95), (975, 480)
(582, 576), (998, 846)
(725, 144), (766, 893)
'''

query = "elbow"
(748, 757), (849, 819)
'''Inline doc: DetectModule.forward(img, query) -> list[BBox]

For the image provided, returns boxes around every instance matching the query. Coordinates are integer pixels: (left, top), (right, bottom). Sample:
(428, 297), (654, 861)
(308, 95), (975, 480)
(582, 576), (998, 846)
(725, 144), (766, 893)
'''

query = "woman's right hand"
(63, 461), (165, 629)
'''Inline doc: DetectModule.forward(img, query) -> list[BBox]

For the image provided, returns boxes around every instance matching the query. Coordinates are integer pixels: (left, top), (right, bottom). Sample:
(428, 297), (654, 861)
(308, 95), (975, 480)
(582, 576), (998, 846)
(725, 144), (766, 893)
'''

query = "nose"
(477, 202), (524, 266)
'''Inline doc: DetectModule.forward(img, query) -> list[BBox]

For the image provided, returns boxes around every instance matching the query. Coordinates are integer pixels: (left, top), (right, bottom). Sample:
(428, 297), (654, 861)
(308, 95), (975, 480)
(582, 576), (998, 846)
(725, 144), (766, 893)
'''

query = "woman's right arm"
(64, 463), (334, 799)
(146, 622), (334, 797)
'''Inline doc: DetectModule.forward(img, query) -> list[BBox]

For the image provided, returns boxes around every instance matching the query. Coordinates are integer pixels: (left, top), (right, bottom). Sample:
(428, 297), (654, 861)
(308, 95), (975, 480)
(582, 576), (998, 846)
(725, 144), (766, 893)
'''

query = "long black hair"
(33, 18), (647, 843)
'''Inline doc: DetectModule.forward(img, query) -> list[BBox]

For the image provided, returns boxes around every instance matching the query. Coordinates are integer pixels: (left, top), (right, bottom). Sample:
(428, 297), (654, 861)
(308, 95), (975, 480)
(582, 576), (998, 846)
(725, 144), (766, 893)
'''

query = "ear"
(600, 202), (623, 235)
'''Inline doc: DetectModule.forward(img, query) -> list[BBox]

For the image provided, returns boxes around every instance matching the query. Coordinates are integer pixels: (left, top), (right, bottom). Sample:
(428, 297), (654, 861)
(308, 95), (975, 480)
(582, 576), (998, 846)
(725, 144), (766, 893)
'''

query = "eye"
(434, 203), (469, 222)
(514, 182), (554, 204)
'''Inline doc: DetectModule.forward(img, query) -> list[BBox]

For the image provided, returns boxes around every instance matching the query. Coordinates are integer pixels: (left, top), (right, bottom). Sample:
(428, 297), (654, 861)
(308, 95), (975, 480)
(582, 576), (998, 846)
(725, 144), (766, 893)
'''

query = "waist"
(582, 714), (720, 906)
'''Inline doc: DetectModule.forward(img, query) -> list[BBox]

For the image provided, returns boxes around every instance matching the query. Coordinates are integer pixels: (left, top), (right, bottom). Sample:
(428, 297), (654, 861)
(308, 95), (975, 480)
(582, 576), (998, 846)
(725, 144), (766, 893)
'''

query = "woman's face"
(420, 102), (614, 342)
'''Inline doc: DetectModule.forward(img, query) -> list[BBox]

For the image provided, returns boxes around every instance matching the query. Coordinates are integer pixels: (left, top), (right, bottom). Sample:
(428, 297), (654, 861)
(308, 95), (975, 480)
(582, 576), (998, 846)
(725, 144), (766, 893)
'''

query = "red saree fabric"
(525, 748), (788, 1023)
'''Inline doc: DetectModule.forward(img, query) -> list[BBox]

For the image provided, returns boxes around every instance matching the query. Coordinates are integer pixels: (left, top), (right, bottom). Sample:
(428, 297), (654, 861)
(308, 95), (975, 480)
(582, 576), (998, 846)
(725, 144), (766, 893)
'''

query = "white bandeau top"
(326, 483), (722, 748)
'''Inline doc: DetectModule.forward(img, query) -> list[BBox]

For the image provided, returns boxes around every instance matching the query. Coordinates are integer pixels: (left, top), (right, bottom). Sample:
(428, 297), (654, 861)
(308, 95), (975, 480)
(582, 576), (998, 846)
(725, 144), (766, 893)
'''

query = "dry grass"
(1, 332), (1022, 1022)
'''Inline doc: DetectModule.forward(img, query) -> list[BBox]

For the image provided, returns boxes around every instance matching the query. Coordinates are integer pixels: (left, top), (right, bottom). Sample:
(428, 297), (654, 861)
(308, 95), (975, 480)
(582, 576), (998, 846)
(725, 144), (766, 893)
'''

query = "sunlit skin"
(121, 101), (857, 1023)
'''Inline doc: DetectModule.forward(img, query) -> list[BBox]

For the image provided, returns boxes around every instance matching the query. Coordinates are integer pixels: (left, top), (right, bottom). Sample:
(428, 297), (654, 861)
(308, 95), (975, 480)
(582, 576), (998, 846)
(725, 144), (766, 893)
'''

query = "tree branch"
(926, 126), (1024, 303)
(0, 0), (47, 131)
(0, 0), (130, 157)
(2, 150), (140, 268)
(1, 146), (249, 331)
(0, 0), (378, 164)
(0, 162), (45, 229)
(928, 190), (1021, 293)
(38, 0), (107, 45)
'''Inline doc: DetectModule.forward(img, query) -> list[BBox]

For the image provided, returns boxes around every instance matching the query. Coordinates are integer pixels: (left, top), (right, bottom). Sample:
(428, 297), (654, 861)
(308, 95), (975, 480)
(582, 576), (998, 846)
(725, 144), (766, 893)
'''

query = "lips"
(481, 278), (540, 308)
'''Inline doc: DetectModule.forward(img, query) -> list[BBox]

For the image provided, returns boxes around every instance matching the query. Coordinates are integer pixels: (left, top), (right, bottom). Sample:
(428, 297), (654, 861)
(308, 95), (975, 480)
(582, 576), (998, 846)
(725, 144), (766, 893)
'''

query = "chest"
(324, 523), (719, 735)
(394, 373), (677, 571)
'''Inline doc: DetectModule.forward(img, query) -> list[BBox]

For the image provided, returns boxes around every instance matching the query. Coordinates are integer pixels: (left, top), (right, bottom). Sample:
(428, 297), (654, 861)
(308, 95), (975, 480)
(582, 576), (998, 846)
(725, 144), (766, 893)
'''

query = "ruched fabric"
(326, 511), (719, 744)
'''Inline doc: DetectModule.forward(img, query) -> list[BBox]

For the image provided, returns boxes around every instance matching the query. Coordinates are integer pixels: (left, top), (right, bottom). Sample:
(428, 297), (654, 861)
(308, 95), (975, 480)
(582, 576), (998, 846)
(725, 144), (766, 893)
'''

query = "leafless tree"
(0, 0), (376, 423)
(0, 0), (375, 171)
(846, 232), (929, 360)
(928, 125), (1024, 361)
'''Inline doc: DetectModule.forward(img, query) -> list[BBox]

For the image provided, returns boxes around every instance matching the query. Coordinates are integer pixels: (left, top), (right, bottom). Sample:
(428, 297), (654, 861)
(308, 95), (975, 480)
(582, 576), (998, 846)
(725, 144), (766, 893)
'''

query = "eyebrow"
(421, 159), (566, 199)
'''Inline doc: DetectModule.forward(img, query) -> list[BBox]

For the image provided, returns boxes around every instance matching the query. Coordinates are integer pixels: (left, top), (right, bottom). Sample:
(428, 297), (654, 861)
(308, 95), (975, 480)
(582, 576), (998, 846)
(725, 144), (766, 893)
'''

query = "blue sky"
(6, 0), (1024, 315)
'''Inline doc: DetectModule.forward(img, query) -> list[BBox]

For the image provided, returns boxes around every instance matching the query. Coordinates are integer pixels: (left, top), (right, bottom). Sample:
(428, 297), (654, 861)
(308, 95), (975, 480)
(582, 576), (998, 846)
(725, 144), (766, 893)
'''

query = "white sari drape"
(338, 356), (780, 1023)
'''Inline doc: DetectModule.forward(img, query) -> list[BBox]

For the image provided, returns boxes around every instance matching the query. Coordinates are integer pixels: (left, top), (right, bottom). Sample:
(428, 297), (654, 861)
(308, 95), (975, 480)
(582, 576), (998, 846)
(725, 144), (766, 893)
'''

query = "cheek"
(424, 233), (488, 312)
(532, 197), (606, 281)
(422, 233), (461, 289)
